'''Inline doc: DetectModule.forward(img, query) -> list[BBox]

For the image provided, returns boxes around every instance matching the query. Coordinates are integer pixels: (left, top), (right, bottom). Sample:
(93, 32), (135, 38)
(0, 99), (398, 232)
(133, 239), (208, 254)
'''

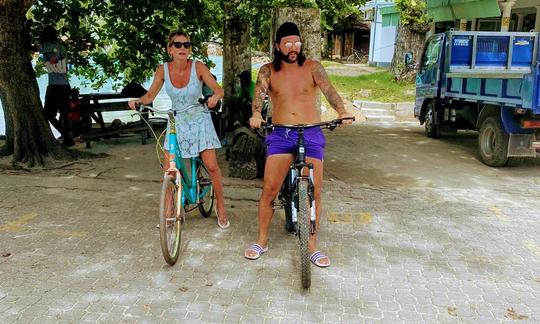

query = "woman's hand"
(128, 99), (140, 110)
(206, 94), (221, 109)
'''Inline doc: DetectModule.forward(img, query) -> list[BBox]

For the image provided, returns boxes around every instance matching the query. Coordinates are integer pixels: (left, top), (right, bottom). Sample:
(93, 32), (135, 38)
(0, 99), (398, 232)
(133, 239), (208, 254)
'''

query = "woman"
(128, 30), (229, 228)
(39, 25), (74, 147)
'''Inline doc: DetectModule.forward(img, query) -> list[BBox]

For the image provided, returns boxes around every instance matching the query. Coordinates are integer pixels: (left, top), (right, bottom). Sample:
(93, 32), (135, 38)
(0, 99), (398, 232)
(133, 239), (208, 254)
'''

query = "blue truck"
(414, 31), (540, 166)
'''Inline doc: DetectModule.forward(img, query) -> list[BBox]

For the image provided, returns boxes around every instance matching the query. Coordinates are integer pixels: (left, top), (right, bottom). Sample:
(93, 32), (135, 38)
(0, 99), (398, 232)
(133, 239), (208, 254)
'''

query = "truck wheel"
(424, 102), (439, 138)
(478, 116), (508, 167)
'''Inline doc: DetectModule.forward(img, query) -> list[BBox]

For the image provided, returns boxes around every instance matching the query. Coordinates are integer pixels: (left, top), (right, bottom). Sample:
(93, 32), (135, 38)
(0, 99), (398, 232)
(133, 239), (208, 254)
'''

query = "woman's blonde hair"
(167, 30), (190, 47)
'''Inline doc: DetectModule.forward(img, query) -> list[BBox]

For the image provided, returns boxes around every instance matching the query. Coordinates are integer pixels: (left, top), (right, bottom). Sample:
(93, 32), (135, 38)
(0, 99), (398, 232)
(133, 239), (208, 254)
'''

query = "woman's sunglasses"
(172, 41), (191, 49)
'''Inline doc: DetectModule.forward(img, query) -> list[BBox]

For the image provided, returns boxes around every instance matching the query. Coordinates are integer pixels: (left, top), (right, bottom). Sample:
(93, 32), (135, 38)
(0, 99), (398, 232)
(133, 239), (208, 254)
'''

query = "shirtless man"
(244, 22), (354, 267)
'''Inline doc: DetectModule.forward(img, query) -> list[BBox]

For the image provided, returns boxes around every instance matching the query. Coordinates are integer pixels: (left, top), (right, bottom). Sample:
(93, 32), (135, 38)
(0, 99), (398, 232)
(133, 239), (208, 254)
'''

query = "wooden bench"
(79, 92), (151, 148)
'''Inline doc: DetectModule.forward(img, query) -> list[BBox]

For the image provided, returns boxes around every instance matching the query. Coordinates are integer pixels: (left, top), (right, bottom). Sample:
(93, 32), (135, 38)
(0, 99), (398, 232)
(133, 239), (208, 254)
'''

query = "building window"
(477, 19), (501, 31)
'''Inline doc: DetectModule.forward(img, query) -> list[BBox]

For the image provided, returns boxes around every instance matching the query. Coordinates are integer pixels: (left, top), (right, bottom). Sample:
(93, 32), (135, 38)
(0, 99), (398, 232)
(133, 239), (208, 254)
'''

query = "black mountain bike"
(258, 117), (354, 288)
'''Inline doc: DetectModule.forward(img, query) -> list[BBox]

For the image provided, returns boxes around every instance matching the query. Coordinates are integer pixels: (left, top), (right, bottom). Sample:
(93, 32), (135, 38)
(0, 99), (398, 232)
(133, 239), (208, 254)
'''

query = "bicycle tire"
(297, 179), (311, 289)
(197, 164), (214, 217)
(159, 174), (183, 265)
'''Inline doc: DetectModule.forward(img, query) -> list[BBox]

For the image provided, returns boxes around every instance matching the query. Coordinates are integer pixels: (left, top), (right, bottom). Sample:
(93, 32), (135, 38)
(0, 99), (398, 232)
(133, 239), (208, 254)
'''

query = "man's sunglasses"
(172, 41), (191, 49)
(284, 41), (302, 49)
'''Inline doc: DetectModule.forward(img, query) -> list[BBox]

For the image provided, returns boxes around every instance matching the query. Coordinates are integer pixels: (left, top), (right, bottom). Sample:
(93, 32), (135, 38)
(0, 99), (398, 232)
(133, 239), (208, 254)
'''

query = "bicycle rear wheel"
(297, 179), (311, 289)
(197, 164), (214, 217)
(159, 174), (183, 265)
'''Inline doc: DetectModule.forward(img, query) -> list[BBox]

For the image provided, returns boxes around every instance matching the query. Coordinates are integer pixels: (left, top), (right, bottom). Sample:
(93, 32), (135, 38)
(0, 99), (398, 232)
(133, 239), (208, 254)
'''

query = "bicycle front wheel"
(197, 164), (214, 217)
(280, 172), (295, 233)
(297, 179), (311, 289)
(159, 174), (183, 265)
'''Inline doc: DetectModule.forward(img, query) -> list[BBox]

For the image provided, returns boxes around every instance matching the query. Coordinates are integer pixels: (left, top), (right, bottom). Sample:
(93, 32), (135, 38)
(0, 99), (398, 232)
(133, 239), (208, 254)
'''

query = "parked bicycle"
(346, 49), (367, 64)
(258, 117), (355, 288)
(135, 98), (215, 265)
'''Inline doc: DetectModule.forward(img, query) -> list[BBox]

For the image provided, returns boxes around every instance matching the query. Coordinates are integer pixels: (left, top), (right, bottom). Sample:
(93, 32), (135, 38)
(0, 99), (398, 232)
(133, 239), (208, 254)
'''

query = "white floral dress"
(163, 60), (221, 158)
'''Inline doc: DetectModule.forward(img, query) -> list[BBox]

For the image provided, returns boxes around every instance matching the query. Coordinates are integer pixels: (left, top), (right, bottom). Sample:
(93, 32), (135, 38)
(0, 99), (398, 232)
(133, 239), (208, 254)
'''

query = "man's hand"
(339, 112), (355, 124)
(249, 115), (265, 129)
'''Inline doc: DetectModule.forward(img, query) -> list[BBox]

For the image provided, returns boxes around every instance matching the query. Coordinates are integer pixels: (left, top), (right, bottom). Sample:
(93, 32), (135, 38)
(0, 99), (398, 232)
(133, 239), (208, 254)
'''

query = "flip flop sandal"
(215, 206), (230, 229)
(244, 243), (268, 260)
(310, 251), (330, 268)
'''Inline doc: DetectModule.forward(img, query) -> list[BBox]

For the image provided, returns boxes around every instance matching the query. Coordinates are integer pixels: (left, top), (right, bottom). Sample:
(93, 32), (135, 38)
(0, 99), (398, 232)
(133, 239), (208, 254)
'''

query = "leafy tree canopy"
(27, 0), (363, 86)
(29, 0), (223, 89)
(395, 0), (431, 33)
(235, 0), (364, 51)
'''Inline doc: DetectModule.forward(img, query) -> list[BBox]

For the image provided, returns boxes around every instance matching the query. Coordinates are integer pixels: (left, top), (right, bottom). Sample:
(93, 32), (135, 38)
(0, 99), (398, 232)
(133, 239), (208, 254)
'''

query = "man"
(39, 25), (74, 147)
(244, 22), (354, 267)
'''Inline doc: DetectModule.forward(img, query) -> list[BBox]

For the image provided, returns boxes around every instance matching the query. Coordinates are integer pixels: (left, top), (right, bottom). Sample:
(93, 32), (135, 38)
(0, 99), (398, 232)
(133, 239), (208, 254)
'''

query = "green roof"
(427, 0), (501, 22)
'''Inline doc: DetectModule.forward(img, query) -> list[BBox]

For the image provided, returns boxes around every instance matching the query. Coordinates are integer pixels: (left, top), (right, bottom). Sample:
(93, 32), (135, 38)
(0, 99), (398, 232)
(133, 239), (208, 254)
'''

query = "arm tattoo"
(252, 64), (270, 116)
(312, 62), (346, 115)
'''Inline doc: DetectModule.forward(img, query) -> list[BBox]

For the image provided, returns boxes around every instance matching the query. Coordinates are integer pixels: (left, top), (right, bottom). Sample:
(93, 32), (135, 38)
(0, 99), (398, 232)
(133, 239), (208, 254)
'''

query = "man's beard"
(278, 50), (298, 63)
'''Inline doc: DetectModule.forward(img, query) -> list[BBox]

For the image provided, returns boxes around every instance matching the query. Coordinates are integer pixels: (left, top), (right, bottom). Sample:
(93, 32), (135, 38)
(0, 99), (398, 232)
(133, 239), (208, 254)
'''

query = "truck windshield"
(421, 37), (442, 72)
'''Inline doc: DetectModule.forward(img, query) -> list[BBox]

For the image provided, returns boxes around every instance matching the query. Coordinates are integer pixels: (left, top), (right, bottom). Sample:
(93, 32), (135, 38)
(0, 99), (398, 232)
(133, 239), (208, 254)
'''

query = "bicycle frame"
(165, 111), (212, 208)
(278, 126), (317, 235)
(268, 119), (354, 235)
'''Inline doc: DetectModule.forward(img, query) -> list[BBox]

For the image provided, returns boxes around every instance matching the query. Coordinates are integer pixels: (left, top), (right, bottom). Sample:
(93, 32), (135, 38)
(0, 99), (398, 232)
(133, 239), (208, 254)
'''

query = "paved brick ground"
(0, 122), (539, 323)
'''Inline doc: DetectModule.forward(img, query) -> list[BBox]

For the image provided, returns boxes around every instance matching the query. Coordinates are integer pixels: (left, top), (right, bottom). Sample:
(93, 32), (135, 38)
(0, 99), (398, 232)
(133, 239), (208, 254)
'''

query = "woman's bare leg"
(200, 149), (228, 226)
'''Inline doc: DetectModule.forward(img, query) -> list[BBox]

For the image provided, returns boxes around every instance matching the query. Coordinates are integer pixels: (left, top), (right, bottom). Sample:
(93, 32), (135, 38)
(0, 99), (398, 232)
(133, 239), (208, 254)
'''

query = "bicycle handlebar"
(135, 96), (211, 114)
(259, 117), (355, 131)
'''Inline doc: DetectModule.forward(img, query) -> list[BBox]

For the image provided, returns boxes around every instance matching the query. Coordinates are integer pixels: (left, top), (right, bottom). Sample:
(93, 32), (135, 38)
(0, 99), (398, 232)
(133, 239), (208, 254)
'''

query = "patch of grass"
(250, 63), (415, 103)
(321, 60), (343, 68)
(330, 71), (415, 103)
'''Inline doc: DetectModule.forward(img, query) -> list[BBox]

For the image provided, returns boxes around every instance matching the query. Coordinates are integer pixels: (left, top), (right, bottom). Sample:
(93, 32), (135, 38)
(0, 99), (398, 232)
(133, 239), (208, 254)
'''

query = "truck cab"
(414, 31), (540, 166)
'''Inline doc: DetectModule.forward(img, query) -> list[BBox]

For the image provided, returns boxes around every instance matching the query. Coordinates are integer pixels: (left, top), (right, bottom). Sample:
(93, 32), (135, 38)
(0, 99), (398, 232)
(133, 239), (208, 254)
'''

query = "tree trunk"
(390, 23), (425, 80)
(0, 1), (62, 166)
(321, 30), (329, 59)
(223, 3), (260, 179)
(223, 4), (251, 132)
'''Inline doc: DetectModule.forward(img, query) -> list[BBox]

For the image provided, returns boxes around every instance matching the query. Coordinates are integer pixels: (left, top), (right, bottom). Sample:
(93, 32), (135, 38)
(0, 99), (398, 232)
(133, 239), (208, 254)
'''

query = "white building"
(361, 0), (398, 67)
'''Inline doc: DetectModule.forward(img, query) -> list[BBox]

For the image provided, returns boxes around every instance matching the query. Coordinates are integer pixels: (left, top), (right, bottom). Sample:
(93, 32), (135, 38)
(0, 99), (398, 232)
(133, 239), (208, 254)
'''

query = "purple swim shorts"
(265, 126), (326, 161)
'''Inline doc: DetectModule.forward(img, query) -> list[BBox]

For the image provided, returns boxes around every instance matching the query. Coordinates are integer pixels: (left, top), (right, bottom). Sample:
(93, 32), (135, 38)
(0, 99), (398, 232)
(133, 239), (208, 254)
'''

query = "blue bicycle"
(137, 99), (214, 265)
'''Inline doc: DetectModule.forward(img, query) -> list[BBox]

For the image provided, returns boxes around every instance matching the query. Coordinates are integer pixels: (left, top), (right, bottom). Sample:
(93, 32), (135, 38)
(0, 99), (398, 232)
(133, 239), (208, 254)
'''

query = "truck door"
(415, 35), (444, 118)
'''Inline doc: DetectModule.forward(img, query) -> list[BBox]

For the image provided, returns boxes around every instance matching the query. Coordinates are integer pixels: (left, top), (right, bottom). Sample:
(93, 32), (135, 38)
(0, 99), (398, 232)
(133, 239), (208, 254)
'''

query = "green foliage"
(27, 0), (364, 88)
(394, 0), (430, 32)
(235, 0), (364, 51)
(30, 0), (223, 89)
